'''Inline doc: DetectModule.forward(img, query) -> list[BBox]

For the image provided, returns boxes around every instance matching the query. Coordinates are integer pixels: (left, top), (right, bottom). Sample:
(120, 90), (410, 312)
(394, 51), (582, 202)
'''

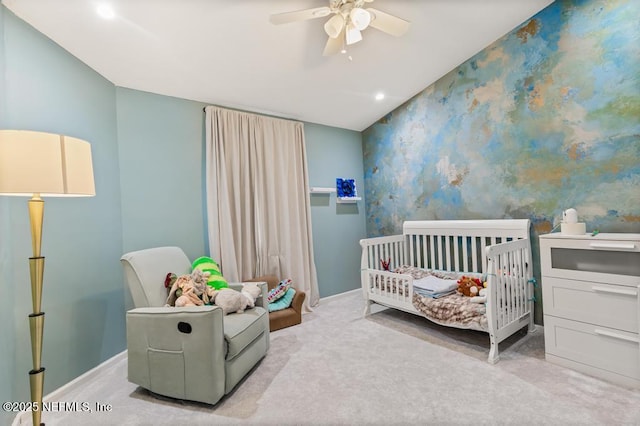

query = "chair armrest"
(290, 291), (306, 314)
(228, 283), (243, 292)
(230, 282), (269, 309)
(126, 305), (226, 403)
(244, 275), (280, 290)
(127, 305), (220, 315)
(126, 306), (224, 346)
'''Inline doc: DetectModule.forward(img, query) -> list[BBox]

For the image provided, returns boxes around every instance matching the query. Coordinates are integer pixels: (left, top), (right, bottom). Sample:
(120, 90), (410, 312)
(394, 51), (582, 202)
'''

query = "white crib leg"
(488, 334), (500, 364)
(528, 314), (536, 333)
(363, 299), (372, 317)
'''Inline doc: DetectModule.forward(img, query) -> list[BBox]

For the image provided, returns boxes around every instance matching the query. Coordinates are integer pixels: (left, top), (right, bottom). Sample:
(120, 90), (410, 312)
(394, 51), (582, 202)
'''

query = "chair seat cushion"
(223, 306), (267, 360)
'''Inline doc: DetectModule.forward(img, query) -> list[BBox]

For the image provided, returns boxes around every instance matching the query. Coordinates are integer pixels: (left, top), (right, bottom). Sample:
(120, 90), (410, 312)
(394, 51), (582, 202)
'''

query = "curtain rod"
(201, 105), (300, 123)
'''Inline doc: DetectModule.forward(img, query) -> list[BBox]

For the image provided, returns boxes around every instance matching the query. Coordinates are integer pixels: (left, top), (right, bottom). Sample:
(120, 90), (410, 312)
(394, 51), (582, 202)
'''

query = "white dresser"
(539, 232), (640, 388)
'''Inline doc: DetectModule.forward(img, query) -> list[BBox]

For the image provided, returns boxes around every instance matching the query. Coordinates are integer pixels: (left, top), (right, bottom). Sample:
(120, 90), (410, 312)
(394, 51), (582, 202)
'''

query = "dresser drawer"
(544, 316), (640, 380)
(539, 236), (640, 286)
(542, 277), (638, 333)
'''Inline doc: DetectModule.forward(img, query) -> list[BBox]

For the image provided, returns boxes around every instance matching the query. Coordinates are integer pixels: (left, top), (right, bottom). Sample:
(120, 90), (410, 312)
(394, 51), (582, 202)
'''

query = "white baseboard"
(319, 288), (360, 302)
(301, 288), (360, 315)
(12, 350), (127, 426)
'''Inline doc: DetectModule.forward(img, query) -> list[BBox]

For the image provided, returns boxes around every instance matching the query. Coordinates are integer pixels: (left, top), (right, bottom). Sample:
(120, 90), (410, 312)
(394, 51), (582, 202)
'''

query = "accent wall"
(362, 0), (640, 323)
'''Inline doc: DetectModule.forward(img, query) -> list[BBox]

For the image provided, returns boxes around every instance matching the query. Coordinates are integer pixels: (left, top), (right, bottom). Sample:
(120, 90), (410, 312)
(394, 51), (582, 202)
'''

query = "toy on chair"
(212, 282), (262, 315)
(192, 256), (229, 289)
(165, 269), (216, 307)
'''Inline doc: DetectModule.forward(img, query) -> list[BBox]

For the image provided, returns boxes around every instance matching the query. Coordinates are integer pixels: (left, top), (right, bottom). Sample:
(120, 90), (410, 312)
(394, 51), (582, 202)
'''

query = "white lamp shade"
(0, 130), (95, 197)
(349, 8), (371, 31)
(324, 14), (345, 39)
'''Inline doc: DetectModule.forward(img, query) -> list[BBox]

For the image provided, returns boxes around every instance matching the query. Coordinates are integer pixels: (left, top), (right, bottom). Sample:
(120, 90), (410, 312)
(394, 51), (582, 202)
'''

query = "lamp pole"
(28, 194), (46, 426)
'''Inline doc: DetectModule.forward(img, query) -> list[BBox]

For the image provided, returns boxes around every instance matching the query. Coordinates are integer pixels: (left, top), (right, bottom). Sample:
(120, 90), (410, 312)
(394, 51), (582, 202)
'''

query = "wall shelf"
(310, 187), (336, 194)
(337, 196), (361, 203)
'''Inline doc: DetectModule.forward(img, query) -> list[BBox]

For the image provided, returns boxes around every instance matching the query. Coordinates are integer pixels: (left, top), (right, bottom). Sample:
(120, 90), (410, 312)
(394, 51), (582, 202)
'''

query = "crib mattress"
(394, 266), (488, 332)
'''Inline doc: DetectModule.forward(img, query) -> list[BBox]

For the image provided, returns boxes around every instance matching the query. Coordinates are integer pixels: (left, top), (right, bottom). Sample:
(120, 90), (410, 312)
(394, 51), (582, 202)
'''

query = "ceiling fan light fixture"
(349, 8), (371, 31)
(270, 1), (410, 56)
(345, 23), (362, 45)
(324, 14), (345, 38)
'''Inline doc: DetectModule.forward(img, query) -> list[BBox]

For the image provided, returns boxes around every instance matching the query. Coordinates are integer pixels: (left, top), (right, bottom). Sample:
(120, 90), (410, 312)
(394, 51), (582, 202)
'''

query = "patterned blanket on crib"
(394, 266), (488, 332)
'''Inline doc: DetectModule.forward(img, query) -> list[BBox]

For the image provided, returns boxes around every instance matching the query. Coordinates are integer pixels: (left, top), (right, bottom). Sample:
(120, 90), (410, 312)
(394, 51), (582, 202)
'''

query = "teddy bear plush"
(212, 282), (262, 315)
(165, 269), (216, 307)
(457, 275), (484, 297)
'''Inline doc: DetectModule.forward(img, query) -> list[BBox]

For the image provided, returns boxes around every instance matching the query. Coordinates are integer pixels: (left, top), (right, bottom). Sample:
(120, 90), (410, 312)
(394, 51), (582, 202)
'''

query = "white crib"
(360, 219), (535, 364)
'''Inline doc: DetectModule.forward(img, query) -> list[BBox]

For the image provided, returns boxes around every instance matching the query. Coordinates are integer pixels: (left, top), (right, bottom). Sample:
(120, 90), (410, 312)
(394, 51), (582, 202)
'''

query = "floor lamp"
(0, 130), (95, 426)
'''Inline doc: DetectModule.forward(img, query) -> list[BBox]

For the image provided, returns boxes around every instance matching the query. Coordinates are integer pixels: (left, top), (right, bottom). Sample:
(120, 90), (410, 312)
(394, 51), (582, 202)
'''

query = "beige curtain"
(205, 106), (319, 311)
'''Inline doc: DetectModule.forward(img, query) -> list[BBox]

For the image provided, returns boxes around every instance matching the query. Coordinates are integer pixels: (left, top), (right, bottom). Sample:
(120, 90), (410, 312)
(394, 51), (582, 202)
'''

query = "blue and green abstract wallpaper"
(363, 0), (639, 239)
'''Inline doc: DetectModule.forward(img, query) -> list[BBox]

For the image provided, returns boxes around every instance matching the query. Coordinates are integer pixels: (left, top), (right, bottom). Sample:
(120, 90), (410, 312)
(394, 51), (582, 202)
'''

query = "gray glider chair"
(121, 246), (269, 405)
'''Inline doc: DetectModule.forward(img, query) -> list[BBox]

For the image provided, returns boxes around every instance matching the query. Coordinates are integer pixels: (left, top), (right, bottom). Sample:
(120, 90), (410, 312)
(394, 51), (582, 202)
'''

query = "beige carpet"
(19, 290), (640, 425)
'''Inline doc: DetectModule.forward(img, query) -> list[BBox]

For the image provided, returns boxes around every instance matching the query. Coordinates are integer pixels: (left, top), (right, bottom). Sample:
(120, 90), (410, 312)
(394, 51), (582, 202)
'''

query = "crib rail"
(485, 238), (534, 344)
(363, 269), (414, 309)
(406, 234), (526, 273)
(360, 235), (405, 272)
(403, 219), (529, 273)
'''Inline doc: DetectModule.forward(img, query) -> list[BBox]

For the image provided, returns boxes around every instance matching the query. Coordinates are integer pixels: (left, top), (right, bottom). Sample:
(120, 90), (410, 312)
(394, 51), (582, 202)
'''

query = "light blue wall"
(0, 8), (15, 426)
(0, 8), (367, 424)
(305, 123), (365, 298)
(1, 7), (125, 418)
(116, 91), (367, 300)
(116, 87), (207, 262)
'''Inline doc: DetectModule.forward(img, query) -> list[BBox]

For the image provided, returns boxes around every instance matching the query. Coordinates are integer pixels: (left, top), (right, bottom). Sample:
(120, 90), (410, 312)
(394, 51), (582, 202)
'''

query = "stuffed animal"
(470, 287), (488, 304)
(212, 282), (262, 315)
(164, 272), (177, 296)
(380, 258), (391, 271)
(457, 275), (484, 297)
(190, 269), (215, 304)
(192, 256), (229, 290)
(165, 269), (216, 307)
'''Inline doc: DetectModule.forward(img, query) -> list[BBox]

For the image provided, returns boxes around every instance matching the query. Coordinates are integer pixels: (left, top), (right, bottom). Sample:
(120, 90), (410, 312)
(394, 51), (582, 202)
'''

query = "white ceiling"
(2, 0), (553, 131)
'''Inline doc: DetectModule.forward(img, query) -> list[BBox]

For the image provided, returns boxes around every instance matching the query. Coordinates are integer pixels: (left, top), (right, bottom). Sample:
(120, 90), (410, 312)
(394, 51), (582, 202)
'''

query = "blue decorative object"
(336, 178), (357, 198)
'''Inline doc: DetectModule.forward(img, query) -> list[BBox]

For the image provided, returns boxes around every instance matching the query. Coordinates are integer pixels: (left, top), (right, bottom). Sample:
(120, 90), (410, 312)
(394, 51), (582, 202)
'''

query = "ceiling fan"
(269, 0), (411, 56)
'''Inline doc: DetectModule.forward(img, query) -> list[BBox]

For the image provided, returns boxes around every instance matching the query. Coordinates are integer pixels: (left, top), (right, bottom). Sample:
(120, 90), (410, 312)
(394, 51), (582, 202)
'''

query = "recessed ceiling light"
(375, 92), (385, 101)
(96, 4), (115, 20)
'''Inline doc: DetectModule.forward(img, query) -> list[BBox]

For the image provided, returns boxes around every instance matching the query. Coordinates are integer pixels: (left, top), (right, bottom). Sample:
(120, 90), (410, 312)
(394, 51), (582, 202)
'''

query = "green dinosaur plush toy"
(192, 256), (229, 290)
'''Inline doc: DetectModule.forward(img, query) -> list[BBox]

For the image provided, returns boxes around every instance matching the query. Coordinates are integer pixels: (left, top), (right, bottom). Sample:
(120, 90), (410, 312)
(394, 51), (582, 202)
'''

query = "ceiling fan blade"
(270, 6), (332, 25)
(323, 29), (345, 56)
(365, 8), (410, 37)
(324, 14), (345, 39)
(349, 8), (371, 31)
(345, 24), (362, 45)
